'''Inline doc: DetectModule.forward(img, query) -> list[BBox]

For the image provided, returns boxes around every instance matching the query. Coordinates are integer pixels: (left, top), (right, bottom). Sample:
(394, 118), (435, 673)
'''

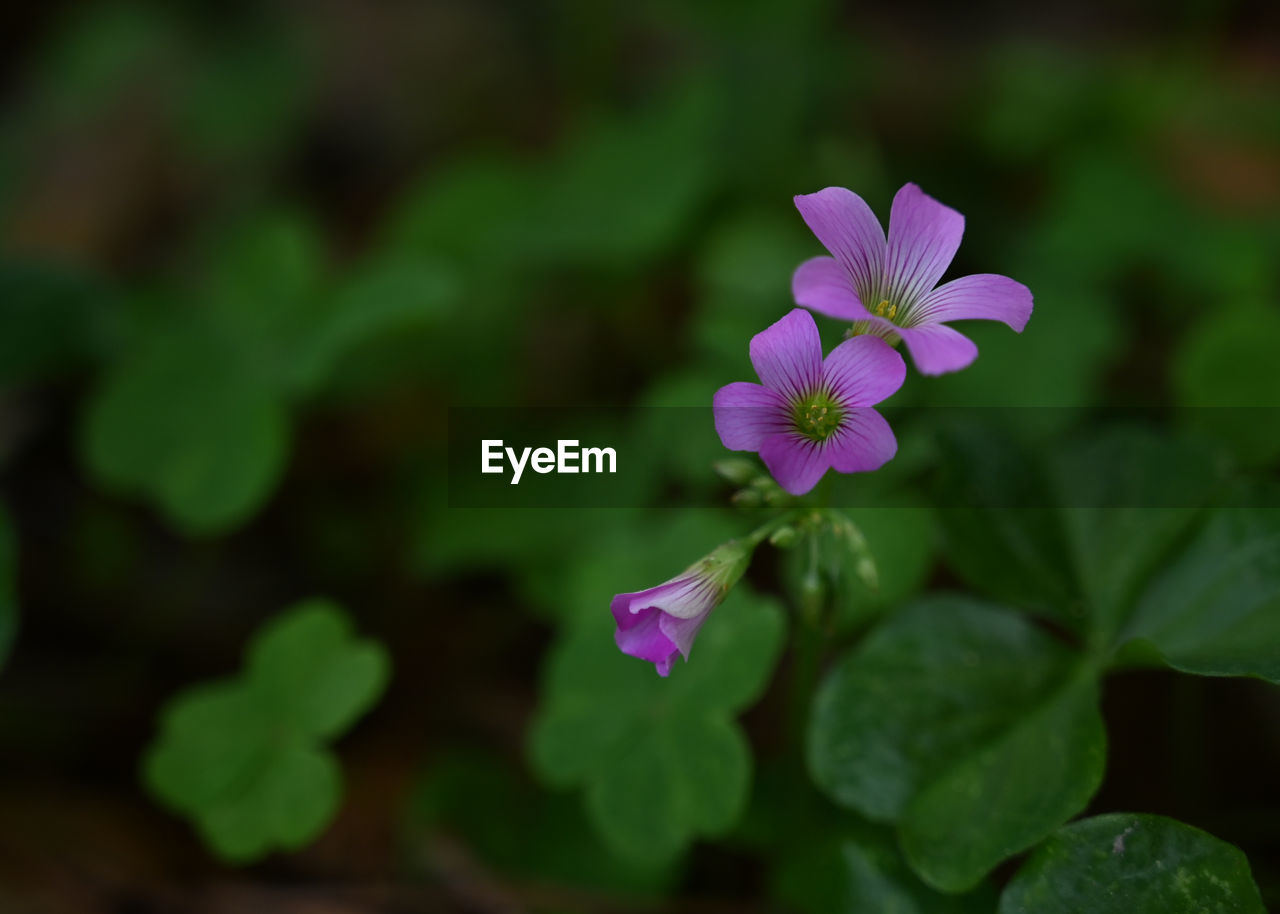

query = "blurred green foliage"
(411, 748), (677, 895)
(143, 600), (389, 861)
(1, 0), (1278, 909)
(0, 262), (116, 386)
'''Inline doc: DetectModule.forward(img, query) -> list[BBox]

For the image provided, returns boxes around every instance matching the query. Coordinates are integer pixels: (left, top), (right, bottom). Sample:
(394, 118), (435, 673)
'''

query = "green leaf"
(808, 595), (1077, 823)
(1174, 305), (1280, 465)
(385, 153), (534, 265)
(529, 586), (785, 864)
(931, 422), (1083, 627)
(411, 749), (675, 895)
(0, 504), (18, 672)
(776, 834), (999, 914)
(82, 324), (289, 535)
(246, 599), (391, 739)
(142, 601), (388, 863)
(289, 255), (460, 394)
(145, 680), (274, 814)
(1049, 429), (1220, 645)
(1121, 505), (1280, 682)
(198, 744), (341, 862)
(900, 670), (1106, 892)
(523, 85), (718, 267)
(1000, 814), (1266, 914)
(586, 711), (749, 863)
(202, 211), (326, 395)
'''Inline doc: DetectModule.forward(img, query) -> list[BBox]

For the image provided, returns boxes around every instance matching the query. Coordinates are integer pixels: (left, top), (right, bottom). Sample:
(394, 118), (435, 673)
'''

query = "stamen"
(874, 299), (898, 321)
(791, 392), (844, 442)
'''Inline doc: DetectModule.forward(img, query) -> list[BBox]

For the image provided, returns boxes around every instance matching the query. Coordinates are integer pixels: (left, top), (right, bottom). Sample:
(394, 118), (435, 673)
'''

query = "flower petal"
(660, 611), (710, 660)
(612, 576), (712, 621)
(749, 308), (823, 399)
(822, 335), (906, 407)
(913, 273), (1034, 332)
(713, 382), (788, 451)
(759, 432), (831, 496)
(792, 255), (870, 321)
(613, 607), (678, 676)
(886, 183), (964, 310)
(793, 188), (887, 302)
(896, 322), (979, 376)
(827, 408), (897, 473)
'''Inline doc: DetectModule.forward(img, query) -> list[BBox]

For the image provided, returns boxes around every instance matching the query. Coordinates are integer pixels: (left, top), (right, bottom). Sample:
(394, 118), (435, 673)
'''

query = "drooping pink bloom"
(612, 542), (751, 676)
(712, 308), (904, 496)
(792, 183), (1033, 375)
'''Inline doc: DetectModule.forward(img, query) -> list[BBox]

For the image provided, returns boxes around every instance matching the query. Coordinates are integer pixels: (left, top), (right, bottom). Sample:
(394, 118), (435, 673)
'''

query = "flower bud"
(611, 539), (753, 677)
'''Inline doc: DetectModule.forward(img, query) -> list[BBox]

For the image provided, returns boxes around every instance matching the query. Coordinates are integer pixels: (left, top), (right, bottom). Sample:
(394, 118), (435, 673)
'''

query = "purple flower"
(612, 542), (751, 676)
(713, 308), (905, 496)
(791, 183), (1034, 376)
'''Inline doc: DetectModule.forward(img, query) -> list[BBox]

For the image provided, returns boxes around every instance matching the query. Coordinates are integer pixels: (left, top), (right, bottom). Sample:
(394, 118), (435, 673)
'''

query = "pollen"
(874, 299), (898, 320)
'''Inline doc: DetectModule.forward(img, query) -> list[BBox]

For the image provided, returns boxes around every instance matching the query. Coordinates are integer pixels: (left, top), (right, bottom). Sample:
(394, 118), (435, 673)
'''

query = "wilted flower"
(713, 308), (904, 496)
(612, 541), (752, 676)
(792, 183), (1033, 375)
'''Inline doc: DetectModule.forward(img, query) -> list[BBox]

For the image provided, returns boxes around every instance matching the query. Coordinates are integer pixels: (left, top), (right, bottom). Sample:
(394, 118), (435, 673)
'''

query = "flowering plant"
(614, 182), (1031, 672)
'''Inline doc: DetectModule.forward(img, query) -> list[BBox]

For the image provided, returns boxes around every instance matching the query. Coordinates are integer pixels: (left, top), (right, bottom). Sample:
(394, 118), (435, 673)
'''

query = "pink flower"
(612, 542), (751, 676)
(792, 183), (1034, 375)
(713, 309), (905, 496)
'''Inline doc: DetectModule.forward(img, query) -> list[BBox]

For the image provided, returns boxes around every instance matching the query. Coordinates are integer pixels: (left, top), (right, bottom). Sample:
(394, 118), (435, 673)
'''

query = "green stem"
(741, 509), (800, 549)
(787, 574), (827, 750)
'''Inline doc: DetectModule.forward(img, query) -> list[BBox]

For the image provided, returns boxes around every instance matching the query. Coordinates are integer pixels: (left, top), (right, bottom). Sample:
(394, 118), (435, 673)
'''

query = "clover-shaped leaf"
(143, 600), (389, 862)
(83, 324), (289, 536)
(529, 586), (785, 865)
(81, 209), (463, 537)
(1000, 814), (1266, 914)
(808, 596), (1106, 891)
(0, 505), (16, 672)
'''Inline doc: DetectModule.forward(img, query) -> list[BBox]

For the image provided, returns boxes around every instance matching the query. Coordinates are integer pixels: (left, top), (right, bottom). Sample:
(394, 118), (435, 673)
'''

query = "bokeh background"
(2, 1), (1279, 912)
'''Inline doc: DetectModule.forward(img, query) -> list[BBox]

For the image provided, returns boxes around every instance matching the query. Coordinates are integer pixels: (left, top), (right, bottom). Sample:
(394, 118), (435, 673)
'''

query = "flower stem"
(741, 509), (800, 549)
